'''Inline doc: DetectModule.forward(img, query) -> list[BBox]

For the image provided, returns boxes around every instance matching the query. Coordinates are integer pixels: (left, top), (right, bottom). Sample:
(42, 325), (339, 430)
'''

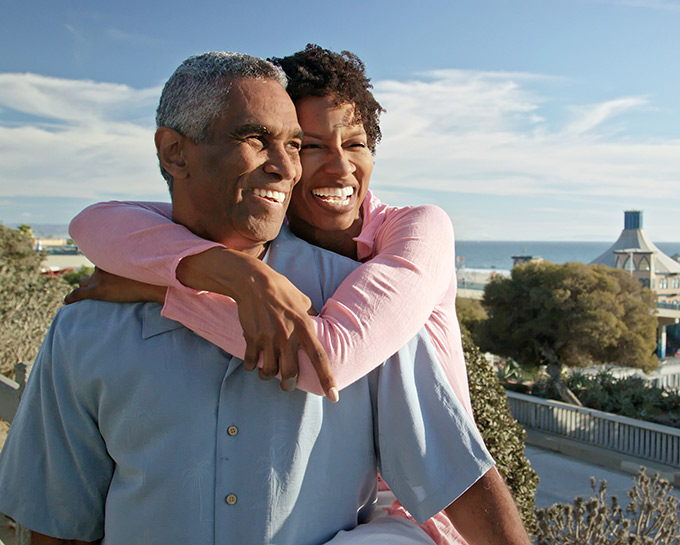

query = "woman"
(69, 45), (473, 545)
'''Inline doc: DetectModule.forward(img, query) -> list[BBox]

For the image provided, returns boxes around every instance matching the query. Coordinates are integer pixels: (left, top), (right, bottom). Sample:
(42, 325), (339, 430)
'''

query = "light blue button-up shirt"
(0, 226), (493, 545)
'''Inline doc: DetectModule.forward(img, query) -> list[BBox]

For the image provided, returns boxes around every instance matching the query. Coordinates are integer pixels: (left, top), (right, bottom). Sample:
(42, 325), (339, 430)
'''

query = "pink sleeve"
(163, 205), (455, 395)
(69, 201), (223, 289)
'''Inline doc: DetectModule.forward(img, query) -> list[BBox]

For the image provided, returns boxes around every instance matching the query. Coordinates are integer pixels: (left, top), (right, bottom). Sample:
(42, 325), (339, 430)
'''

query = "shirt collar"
(141, 303), (186, 339)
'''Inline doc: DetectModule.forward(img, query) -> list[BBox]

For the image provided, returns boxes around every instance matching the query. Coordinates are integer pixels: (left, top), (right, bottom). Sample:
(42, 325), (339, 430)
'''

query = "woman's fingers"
(297, 328), (338, 402)
(278, 343), (299, 392)
(259, 344), (279, 381)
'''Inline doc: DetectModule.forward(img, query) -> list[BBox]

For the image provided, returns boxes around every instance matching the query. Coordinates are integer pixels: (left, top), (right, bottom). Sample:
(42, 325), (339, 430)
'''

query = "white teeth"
(253, 188), (285, 203)
(312, 187), (355, 200)
(311, 186), (354, 206)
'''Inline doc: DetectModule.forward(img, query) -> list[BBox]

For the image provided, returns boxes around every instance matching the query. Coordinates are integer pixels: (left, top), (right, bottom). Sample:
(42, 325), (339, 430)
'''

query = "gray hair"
(156, 52), (288, 190)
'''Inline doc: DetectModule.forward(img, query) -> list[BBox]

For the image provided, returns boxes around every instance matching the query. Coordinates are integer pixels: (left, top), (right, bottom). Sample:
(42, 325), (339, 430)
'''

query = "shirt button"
(225, 493), (237, 505)
(227, 425), (238, 436)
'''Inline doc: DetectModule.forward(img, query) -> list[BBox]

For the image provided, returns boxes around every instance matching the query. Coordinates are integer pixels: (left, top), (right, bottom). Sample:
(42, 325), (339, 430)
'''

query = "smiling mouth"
(252, 188), (286, 204)
(311, 186), (355, 206)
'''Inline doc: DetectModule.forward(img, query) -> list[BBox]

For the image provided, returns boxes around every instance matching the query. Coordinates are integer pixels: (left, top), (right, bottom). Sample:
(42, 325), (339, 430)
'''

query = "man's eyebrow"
(231, 124), (303, 141)
(230, 124), (271, 138)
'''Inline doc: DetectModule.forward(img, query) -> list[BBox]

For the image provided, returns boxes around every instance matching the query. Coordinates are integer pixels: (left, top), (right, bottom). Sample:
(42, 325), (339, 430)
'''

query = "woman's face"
(286, 95), (374, 235)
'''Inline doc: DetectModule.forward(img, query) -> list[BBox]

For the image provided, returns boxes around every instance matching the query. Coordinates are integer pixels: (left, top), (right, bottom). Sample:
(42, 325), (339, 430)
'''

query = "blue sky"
(1, 0), (679, 240)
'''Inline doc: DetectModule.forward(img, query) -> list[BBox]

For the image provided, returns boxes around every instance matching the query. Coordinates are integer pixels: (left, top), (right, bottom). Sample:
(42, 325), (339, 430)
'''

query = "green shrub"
(535, 467), (680, 544)
(464, 336), (539, 532)
(61, 265), (94, 287)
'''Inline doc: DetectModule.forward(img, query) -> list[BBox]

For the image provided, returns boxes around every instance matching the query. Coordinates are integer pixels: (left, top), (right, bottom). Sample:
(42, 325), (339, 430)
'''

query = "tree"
(0, 222), (41, 272)
(476, 261), (657, 405)
(0, 224), (69, 377)
(16, 223), (33, 237)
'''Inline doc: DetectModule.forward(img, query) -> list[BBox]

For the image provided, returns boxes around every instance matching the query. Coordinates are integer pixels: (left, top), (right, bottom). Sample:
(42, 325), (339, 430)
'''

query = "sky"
(1, 0), (679, 241)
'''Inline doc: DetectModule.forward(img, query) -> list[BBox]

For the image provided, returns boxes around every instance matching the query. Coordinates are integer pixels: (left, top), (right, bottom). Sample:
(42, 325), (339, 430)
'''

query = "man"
(0, 52), (530, 544)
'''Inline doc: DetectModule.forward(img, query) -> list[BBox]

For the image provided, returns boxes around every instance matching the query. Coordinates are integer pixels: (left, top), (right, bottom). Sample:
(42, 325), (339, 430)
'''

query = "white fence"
(650, 371), (680, 391)
(506, 391), (680, 468)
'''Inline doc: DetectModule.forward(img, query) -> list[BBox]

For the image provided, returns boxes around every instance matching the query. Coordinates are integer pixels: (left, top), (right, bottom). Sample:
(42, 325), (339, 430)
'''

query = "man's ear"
(155, 127), (189, 180)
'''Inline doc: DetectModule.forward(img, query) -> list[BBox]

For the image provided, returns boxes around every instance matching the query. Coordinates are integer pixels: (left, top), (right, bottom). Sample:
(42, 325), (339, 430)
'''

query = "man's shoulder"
(56, 299), (147, 326)
(52, 300), (179, 344)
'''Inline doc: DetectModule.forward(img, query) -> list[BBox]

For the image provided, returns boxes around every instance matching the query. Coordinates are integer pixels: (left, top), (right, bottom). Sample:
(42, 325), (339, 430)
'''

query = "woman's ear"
(155, 127), (188, 180)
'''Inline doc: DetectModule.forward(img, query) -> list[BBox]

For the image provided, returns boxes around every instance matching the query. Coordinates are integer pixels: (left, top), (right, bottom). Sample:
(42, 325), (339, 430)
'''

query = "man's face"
(175, 78), (303, 253)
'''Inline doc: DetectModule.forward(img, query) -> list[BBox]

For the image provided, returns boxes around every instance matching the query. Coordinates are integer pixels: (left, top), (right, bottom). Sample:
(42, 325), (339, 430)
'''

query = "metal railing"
(456, 280), (488, 291)
(506, 391), (680, 468)
(0, 363), (28, 424)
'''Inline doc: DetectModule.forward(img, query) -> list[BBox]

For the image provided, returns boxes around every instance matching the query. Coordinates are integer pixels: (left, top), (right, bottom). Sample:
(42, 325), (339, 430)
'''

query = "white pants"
(324, 516), (433, 545)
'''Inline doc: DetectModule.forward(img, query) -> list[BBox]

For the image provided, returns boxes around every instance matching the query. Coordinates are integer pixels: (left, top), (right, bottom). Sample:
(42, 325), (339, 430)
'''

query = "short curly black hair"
(271, 44), (385, 153)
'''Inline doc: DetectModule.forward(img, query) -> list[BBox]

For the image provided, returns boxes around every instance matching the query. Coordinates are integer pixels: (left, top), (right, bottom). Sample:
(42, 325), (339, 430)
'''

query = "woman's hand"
(236, 266), (338, 400)
(176, 248), (338, 401)
(64, 268), (167, 305)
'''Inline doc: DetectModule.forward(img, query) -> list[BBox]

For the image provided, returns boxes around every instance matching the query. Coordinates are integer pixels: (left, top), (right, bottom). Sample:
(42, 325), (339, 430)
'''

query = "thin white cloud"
(564, 97), (649, 135)
(105, 28), (166, 48)
(0, 123), (159, 198)
(1, 70), (678, 239)
(0, 73), (162, 199)
(64, 24), (82, 41)
(372, 69), (679, 203)
(0, 73), (159, 124)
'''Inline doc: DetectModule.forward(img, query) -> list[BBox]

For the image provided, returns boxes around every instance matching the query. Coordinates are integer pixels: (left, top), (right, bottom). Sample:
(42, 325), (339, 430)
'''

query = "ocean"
(456, 241), (680, 273)
(17, 224), (680, 273)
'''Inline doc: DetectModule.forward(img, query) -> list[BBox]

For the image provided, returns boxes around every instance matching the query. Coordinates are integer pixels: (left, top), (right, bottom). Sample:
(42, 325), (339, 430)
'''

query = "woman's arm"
(70, 201), (455, 397)
(163, 204), (455, 394)
(69, 201), (222, 288)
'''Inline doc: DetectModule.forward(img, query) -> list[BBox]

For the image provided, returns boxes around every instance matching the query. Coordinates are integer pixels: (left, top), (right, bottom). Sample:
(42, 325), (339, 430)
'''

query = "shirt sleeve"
(69, 200), (223, 289)
(163, 204), (456, 395)
(372, 330), (494, 523)
(0, 310), (114, 541)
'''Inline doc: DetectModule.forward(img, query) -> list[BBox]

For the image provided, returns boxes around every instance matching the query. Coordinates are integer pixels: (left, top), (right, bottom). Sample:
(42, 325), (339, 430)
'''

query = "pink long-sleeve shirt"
(69, 190), (473, 545)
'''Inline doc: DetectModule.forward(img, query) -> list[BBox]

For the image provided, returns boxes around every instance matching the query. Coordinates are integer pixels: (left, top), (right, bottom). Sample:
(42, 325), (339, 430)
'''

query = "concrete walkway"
(525, 444), (680, 508)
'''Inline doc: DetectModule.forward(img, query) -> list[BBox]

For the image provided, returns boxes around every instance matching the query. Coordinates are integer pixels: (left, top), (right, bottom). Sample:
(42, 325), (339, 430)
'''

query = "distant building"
(34, 238), (91, 274)
(511, 255), (543, 268)
(590, 211), (680, 304)
(34, 238), (70, 250)
(590, 210), (680, 358)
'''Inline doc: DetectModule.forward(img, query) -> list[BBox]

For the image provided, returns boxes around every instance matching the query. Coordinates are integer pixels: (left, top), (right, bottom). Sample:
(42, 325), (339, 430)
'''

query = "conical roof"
(590, 211), (680, 274)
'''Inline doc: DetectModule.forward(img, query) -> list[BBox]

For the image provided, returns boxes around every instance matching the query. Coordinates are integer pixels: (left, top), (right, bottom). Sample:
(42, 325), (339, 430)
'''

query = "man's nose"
(323, 148), (355, 178)
(264, 145), (301, 183)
